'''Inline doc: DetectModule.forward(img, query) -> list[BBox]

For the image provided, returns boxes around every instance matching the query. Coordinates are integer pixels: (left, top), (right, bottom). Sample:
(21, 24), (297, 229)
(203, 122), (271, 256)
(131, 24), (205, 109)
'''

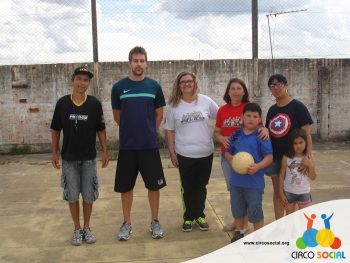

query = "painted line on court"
(340, 160), (350, 166)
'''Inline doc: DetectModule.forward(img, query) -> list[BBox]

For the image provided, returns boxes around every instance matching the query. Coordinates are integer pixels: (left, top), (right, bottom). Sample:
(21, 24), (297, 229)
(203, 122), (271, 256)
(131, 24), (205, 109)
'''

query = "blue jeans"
(221, 153), (232, 191)
(61, 159), (99, 203)
(230, 186), (264, 223)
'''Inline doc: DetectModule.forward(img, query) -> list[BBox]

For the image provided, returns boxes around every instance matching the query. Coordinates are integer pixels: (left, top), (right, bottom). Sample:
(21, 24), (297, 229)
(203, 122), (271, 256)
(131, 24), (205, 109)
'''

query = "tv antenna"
(266, 9), (307, 60)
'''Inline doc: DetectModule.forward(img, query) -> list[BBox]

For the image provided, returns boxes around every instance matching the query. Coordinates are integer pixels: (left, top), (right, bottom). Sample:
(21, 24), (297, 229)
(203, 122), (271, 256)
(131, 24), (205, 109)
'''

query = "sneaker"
(118, 222), (132, 241)
(150, 219), (164, 239)
(222, 223), (249, 233)
(71, 229), (83, 246)
(195, 217), (209, 231)
(182, 220), (193, 232)
(83, 227), (96, 244)
(231, 230), (244, 243)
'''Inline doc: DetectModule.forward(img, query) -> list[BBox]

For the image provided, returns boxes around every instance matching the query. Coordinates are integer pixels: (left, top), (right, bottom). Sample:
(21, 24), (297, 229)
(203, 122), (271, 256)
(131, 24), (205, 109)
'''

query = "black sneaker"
(182, 220), (193, 232)
(195, 217), (209, 231)
(231, 230), (244, 243)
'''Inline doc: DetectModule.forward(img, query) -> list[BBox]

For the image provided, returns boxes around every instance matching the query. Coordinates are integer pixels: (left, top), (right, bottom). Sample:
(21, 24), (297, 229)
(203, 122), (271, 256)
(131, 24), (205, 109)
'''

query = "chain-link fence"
(1, 0), (349, 65)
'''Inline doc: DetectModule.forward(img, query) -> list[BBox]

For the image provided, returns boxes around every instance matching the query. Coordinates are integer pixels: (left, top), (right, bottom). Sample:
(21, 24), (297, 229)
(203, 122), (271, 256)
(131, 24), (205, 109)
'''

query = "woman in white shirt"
(164, 71), (218, 232)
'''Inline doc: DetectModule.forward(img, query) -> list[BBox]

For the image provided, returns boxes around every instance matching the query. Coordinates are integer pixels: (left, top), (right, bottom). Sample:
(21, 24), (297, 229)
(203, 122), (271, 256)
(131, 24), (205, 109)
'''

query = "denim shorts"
(230, 186), (264, 223)
(284, 191), (312, 205)
(221, 153), (231, 191)
(265, 159), (281, 177)
(61, 159), (99, 203)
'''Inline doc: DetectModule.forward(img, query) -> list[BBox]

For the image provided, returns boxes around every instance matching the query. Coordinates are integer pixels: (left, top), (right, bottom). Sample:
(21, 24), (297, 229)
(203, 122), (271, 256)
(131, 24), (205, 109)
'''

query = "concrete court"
(0, 141), (349, 263)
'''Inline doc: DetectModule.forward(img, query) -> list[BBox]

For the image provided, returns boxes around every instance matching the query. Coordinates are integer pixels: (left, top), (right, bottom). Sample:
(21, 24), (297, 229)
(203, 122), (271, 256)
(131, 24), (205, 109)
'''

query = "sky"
(1, 0), (350, 65)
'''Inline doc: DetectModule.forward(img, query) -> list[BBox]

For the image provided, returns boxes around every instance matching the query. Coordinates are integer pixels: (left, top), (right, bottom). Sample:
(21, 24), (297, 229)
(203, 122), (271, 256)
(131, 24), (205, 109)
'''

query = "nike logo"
(123, 89), (131, 93)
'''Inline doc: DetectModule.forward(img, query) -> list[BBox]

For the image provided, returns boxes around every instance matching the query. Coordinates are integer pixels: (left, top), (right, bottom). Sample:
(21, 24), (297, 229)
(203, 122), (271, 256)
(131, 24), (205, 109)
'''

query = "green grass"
(9, 145), (31, 155)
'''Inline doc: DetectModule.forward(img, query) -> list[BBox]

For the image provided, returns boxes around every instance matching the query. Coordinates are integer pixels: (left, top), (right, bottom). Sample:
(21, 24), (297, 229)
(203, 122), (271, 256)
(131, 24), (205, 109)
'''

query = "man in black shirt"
(50, 66), (109, 246)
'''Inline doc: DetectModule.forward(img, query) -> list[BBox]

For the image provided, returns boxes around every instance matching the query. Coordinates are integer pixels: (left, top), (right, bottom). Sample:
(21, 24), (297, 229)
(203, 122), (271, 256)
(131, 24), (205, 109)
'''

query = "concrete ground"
(0, 141), (349, 263)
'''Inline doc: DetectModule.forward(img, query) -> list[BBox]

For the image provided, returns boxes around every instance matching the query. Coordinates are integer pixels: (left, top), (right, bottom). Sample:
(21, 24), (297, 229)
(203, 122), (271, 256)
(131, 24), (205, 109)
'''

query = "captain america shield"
(269, 113), (291, 138)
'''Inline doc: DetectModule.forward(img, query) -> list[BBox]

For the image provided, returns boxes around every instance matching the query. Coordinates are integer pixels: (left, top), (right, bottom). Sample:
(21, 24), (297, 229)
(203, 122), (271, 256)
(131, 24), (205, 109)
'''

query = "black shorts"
(114, 149), (166, 193)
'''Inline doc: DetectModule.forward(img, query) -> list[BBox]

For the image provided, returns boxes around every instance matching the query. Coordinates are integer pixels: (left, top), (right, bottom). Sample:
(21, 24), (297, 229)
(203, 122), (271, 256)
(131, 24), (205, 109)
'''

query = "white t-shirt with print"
(164, 94), (218, 158)
(284, 156), (311, 194)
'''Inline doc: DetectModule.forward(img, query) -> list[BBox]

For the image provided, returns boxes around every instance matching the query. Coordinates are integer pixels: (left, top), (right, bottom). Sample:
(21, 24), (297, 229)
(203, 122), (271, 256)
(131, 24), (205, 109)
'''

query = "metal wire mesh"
(0, 0), (349, 65)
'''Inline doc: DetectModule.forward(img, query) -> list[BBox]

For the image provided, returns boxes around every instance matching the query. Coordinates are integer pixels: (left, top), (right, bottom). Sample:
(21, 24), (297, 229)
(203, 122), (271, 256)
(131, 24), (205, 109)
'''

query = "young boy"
(225, 102), (273, 243)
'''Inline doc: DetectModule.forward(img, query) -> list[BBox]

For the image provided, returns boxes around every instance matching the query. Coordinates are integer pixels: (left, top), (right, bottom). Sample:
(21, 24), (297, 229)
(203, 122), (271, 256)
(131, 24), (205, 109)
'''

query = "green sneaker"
(182, 220), (193, 232)
(195, 217), (209, 231)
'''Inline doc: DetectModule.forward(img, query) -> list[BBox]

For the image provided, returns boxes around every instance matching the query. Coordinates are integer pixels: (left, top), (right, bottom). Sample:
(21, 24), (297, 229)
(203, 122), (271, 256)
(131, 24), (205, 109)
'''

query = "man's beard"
(132, 68), (144, 76)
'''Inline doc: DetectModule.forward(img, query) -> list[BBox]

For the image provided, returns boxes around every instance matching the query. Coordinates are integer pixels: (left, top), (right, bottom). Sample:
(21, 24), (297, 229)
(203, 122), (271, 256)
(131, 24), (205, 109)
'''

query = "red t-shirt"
(215, 103), (247, 152)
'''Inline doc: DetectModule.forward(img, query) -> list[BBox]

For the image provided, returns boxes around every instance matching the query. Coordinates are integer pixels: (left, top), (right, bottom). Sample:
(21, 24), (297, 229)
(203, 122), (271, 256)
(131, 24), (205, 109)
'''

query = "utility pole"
(91, 0), (99, 96)
(91, 0), (98, 62)
(252, 0), (258, 59)
(251, 0), (260, 101)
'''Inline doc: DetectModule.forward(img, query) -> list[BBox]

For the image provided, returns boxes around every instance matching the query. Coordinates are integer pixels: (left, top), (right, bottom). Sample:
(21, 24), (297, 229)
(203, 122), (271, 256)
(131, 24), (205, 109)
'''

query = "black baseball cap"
(72, 66), (94, 79)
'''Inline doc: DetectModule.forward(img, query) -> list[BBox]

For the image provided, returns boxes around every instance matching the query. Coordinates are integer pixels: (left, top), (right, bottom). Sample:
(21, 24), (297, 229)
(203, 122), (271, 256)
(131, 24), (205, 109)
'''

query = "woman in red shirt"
(214, 78), (268, 233)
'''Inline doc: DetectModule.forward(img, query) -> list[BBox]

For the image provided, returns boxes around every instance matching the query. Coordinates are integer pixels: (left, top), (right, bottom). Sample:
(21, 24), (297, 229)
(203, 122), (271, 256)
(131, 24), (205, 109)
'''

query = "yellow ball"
(316, 228), (335, 247)
(231, 152), (255, 174)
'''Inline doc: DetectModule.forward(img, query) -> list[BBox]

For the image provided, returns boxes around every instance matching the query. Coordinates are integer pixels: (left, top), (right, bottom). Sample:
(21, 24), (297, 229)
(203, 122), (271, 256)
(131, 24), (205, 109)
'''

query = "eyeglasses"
(269, 82), (284, 89)
(179, 80), (194, 85)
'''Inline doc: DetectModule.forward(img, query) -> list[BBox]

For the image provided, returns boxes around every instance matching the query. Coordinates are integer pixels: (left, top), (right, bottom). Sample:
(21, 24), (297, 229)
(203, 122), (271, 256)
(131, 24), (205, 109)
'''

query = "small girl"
(279, 128), (317, 215)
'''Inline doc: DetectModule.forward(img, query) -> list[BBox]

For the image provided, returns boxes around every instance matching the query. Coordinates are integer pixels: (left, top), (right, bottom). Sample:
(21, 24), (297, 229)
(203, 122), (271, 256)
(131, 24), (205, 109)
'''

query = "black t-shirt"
(50, 95), (105, 161)
(265, 99), (313, 160)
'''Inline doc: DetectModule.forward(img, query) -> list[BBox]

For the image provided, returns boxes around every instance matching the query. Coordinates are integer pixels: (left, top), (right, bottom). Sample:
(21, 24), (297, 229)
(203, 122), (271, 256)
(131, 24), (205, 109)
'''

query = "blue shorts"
(61, 159), (99, 204)
(284, 191), (312, 205)
(265, 159), (281, 177)
(230, 186), (264, 224)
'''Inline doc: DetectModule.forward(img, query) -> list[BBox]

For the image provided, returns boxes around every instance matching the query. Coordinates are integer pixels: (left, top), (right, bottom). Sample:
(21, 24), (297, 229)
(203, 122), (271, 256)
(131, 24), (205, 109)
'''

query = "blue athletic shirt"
(226, 129), (273, 189)
(111, 77), (166, 150)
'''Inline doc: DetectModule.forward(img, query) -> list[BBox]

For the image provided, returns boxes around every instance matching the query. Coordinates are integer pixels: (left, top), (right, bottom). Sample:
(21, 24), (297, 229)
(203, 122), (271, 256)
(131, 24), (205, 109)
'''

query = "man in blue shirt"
(111, 46), (166, 241)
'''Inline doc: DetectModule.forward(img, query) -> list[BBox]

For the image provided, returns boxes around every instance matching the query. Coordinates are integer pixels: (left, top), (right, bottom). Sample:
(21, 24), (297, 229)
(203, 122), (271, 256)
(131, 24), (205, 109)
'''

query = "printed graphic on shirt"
(222, 116), (242, 128)
(288, 160), (304, 185)
(69, 114), (88, 121)
(269, 113), (291, 138)
(180, 111), (205, 124)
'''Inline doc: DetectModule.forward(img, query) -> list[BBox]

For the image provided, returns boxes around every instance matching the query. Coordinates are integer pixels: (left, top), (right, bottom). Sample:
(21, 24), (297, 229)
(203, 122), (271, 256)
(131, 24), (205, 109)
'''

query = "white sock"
(236, 229), (245, 234)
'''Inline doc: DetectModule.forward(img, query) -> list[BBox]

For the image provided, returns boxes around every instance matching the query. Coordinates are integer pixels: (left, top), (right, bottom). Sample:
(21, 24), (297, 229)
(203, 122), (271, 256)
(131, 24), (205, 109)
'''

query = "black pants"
(177, 153), (213, 221)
